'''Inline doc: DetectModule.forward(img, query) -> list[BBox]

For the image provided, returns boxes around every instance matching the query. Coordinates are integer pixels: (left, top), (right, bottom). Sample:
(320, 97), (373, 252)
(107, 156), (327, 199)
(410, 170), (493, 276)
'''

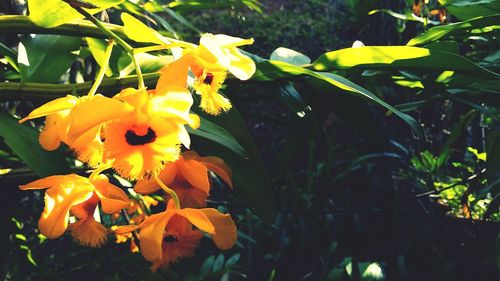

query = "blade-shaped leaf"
(18, 34), (81, 83)
(311, 46), (500, 79)
(0, 112), (70, 177)
(252, 60), (424, 137)
(408, 14), (500, 46)
(187, 116), (247, 158)
(28, 0), (125, 28)
(191, 104), (277, 223)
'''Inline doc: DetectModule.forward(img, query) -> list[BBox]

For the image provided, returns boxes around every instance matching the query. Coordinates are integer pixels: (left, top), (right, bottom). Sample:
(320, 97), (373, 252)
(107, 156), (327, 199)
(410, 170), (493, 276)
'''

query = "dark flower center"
(203, 73), (214, 85)
(125, 127), (157, 146)
(163, 235), (178, 243)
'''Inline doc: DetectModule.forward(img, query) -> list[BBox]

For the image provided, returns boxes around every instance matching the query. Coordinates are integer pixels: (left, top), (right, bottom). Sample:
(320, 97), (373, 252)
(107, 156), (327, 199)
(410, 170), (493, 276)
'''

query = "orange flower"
(20, 174), (129, 247)
(135, 151), (232, 207)
(19, 94), (133, 166)
(103, 88), (199, 180)
(116, 200), (237, 271)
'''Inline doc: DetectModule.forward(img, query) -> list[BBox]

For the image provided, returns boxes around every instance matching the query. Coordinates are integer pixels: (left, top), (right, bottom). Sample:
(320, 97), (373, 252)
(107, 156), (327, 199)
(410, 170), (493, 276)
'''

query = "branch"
(0, 15), (129, 40)
(0, 73), (160, 100)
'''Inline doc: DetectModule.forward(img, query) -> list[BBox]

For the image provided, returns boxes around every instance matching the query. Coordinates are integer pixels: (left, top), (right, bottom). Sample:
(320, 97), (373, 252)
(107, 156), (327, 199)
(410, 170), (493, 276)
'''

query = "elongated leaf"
(86, 38), (113, 77)
(0, 112), (70, 177)
(486, 127), (500, 195)
(191, 104), (277, 223)
(253, 60), (424, 137)
(270, 47), (311, 66)
(408, 14), (500, 46)
(438, 0), (500, 20)
(29, 0), (125, 28)
(0, 42), (19, 72)
(437, 110), (477, 167)
(18, 34), (81, 83)
(187, 116), (247, 157)
(121, 13), (167, 45)
(311, 46), (500, 79)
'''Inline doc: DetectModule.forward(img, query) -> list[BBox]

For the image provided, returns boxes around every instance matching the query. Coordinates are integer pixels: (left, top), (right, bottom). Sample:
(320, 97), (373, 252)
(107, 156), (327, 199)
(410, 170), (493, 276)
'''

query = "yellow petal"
(139, 211), (173, 263)
(19, 174), (87, 190)
(178, 157), (210, 194)
(114, 224), (141, 235)
(188, 114), (200, 130)
(156, 55), (193, 95)
(92, 175), (130, 214)
(201, 156), (233, 188)
(179, 208), (215, 235)
(39, 111), (70, 151)
(226, 47), (256, 80)
(68, 94), (134, 138)
(69, 218), (108, 247)
(200, 208), (237, 250)
(148, 87), (193, 123)
(19, 95), (78, 123)
(39, 184), (94, 239)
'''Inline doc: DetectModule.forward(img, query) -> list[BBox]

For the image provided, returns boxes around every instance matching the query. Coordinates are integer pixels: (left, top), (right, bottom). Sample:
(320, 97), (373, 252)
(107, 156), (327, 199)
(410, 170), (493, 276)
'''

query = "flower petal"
(178, 157), (210, 194)
(139, 211), (173, 263)
(68, 94), (133, 138)
(19, 95), (78, 123)
(179, 208), (215, 235)
(201, 156), (233, 188)
(39, 184), (94, 238)
(156, 55), (193, 95)
(19, 174), (87, 190)
(200, 208), (237, 250)
(92, 175), (130, 214)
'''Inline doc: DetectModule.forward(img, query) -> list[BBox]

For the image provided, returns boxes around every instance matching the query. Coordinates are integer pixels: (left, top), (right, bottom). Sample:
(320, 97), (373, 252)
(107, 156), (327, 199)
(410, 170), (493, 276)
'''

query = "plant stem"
(133, 42), (193, 54)
(89, 163), (113, 182)
(153, 174), (181, 209)
(67, 3), (145, 89)
(0, 74), (160, 100)
(88, 39), (114, 97)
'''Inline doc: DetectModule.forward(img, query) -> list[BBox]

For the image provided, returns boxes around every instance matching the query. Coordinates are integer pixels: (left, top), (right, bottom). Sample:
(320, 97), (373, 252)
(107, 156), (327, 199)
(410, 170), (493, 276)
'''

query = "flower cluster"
(19, 33), (255, 270)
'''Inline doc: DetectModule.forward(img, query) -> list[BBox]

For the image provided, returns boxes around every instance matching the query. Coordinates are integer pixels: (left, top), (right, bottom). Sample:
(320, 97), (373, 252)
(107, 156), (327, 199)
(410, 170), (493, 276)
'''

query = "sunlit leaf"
(311, 46), (500, 79)
(438, 0), (500, 20)
(0, 112), (70, 177)
(270, 47), (311, 66)
(121, 13), (167, 45)
(18, 34), (81, 83)
(28, 0), (125, 28)
(86, 38), (113, 77)
(408, 14), (500, 46)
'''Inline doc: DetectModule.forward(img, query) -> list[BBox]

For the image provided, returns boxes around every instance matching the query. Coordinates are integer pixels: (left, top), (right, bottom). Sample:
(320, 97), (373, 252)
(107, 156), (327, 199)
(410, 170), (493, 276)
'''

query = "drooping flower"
(155, 33), (255, 115)
(135, 151), (232, 207)
(20, 174), (129, 247)
(116, 200), (237, 271)
(104, 88), (199, 180)
(19, 94), (133, 167)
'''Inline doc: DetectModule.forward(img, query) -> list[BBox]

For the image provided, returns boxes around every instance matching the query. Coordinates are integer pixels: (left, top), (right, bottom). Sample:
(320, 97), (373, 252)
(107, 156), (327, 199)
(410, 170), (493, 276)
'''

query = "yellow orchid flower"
(20, 174), (129, 247)
(19, 94), (134, 167)
(135, 150), (232, 208)
(116, 200), (237, 271)
(104, 88), (199, 180)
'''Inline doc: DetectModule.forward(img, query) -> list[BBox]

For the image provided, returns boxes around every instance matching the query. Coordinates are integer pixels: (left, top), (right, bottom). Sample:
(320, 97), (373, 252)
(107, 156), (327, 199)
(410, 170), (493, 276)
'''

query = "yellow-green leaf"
(29, 0), (125, 28)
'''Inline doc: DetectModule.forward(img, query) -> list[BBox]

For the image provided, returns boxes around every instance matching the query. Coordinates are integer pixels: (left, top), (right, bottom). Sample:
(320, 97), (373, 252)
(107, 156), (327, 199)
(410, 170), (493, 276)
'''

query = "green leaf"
(438, 0), (500, 21)
(0, 42), (19, 72)
(28, 0), (125, 28)
(253, 60), (424, 137)
(486, 127), (500, 195)
(212, 253), (225, 272)
(187, 116), (247, 157)
(437, 110), (477, 168)
(121, 13), (167, 45)
(18, 34), (81, 83)
(270, 47), (311, 66)
(86, 38), (113, 77)
(407, 14), (500, 46)
(311, 46), (500, 79)
(0, 112), (70, 177)
(192, 104), (277, 223)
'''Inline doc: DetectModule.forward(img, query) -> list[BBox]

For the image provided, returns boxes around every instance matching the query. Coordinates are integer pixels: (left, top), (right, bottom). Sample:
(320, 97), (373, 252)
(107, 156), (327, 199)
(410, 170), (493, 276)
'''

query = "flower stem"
(153, 174), (181, 209)
(89, 163), (113, 182)
(66, 2), (145, 89)
(88, 39), (114, 97)
(133, 42), (193, 54)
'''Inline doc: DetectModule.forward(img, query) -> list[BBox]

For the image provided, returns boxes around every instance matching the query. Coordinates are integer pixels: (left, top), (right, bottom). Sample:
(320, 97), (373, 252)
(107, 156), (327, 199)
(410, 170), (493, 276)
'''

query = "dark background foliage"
(0, 0), (499, 281)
